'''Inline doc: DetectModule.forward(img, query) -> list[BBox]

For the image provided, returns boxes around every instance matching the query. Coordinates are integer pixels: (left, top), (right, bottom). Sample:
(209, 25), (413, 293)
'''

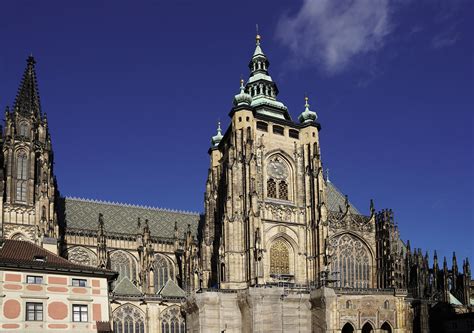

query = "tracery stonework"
(329, 234), (372, 288)
(267, 157), (288, 180)
(113, 304), (145, 333)
(161, 306), (186, 333)
(67, 247), (97, 267)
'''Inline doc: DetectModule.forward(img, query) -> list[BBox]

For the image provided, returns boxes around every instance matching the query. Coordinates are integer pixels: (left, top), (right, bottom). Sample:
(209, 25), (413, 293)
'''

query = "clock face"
(267, 159), (288, 180)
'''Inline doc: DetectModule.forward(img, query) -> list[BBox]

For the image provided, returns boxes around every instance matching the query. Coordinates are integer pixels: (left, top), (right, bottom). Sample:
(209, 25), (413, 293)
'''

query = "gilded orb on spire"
(256, 23), (261, 43)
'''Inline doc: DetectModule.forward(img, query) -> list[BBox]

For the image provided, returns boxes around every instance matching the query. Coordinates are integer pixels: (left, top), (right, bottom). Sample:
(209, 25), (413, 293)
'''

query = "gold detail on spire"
(256, 24), (261, 44)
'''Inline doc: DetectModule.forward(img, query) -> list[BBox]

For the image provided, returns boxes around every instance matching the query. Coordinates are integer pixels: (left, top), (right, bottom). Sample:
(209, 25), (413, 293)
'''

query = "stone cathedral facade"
(0, 36), (472, 333)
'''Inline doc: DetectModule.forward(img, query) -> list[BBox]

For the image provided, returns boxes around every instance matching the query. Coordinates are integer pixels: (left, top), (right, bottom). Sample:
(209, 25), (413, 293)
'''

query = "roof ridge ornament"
(65, 196), (199, 215)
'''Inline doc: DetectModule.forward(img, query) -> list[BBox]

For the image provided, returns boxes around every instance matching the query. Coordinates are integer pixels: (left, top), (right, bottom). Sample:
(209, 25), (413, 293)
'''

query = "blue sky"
(0, 0), (472, 263)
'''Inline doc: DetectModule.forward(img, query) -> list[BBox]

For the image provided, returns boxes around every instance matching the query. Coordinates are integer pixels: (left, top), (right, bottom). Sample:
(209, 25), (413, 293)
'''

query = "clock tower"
(198, 34), (328, 291)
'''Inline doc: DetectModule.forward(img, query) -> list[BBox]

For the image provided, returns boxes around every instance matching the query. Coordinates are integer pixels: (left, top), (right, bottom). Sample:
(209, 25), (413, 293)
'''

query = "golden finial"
(304, 95), (310, 109)
(256, 24), (261, 44)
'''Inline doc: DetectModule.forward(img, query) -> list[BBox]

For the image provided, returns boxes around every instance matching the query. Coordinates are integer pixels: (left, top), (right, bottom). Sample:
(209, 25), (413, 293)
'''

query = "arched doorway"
(381, 322), (392, 333)
(362, 322), (374, 333)
(341, 322), (355, 333)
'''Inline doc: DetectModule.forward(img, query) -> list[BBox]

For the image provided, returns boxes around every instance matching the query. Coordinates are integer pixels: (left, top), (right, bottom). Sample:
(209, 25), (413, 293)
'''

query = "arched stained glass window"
(110, 251), (137, 286)
(329, 234), (372, 288)
(267, 179), (277, 198)
(16, 152), (28, 203)
(154, 254), (174, 290)
(270, 239), (290, 275)
(113, 304), (145, 333)
(161, 306), (185, 333)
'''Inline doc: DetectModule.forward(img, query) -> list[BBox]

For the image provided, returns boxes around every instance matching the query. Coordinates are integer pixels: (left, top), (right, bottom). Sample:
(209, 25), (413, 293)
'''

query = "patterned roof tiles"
(112, 277), (142, 296)
(64, 181), (359, 239)
(158, 279), (186, 298)
(64, 197), (201, 238)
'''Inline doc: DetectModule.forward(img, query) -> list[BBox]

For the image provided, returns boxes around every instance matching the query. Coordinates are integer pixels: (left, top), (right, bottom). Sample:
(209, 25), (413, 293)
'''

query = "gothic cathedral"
(0, 36), (472, 333)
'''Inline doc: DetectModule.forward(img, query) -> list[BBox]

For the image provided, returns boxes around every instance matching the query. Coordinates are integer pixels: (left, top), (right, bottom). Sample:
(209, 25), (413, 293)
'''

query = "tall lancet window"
(16, 152), (28, 203)
(266, 156), (291, 201)
(154, 255), (174, 290)
(270, 239), (290, 275)
(110, 251), (137, 287)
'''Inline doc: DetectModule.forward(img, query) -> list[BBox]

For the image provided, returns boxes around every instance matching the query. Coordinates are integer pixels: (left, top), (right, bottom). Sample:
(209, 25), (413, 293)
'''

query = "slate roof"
(326, 182), (361, 215)
(158, 279), (186, 298)
(113, 277), (142, 296)
(64, 197), (200, 238)
(0, 239), (116, 279)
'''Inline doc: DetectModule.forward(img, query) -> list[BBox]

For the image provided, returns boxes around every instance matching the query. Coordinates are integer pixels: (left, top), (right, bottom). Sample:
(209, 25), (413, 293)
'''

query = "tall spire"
(14, 56), (42, 117)
(244, 32), (291, 120)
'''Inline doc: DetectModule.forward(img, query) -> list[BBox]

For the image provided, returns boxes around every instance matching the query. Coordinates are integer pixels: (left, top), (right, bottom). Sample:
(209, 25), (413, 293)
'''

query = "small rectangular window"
(72, 304), (88, 322)
(289, 129), (299, 139)
(273, 125), (284, 136)
(26, 302), (43, 321)
(257, 121), (268, 132)
(72, 279), (87, 287)
(27, 275), (43, 284)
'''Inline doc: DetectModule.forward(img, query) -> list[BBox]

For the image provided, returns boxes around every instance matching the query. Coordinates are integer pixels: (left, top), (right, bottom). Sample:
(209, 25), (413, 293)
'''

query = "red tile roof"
(0, 239), (117, 279)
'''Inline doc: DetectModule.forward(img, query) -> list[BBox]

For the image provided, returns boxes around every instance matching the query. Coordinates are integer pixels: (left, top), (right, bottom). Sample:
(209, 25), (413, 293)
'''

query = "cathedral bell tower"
(0, 56), (58, 250)
(200, 34), (327, 290)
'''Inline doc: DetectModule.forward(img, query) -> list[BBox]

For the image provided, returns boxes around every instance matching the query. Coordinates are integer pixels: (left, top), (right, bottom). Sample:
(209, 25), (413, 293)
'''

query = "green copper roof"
(449, 293), (463, 306)
(233, 79), (252, 107)
(158, 279), (186, 298)
(211, 121), (223, 147)
(298, 97), (318, 124)
(244, 35), (291, 121)
(113, 277), (142, 296)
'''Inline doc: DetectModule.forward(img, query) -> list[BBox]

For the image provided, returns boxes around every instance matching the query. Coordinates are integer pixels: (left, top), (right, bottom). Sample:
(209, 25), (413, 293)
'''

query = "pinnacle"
(14, 56), (42, 117)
